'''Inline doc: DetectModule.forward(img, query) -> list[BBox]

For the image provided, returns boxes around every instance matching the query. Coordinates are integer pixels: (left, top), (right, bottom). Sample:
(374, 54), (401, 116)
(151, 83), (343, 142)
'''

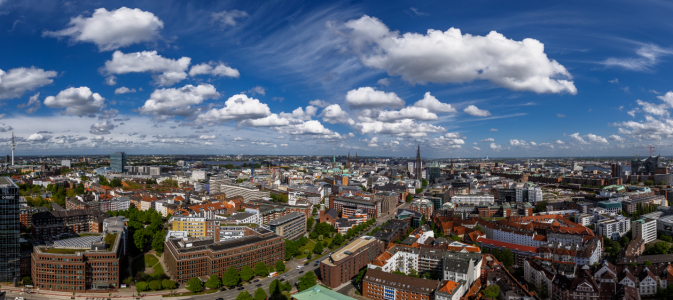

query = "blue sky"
(1, 0), (673, 157)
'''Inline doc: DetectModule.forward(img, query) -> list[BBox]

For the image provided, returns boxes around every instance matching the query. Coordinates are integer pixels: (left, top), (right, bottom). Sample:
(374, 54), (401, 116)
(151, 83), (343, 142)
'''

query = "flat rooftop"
(321, 236), (377, 267)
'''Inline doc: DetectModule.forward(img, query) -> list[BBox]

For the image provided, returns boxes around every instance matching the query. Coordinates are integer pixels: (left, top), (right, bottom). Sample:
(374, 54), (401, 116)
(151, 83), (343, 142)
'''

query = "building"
(192, 170), (207, 181)
(171, 216), (221, 242)
(220, 183), (270, 202)
(31, 223), (127, 292)
(632, 219), (657, 244)
(416, 145), (422, 180)
(164, 226), (284, 283)
(293, 284), (358, 300)
(31, 209), (108, 237)
(110, 152), (126, 173)
(451, 194), (495, 205)
(320, 236), (384, 288)
(0, 177), (20, 282)
(374, 191), (398, 216)
(268, 212), (306, 240)
(595, 215), (631, 240)
(362, 268), (438, 300)
(408, 198), (434, 218)
(442, 251), (482, 286)
(330, 197), (380, 218)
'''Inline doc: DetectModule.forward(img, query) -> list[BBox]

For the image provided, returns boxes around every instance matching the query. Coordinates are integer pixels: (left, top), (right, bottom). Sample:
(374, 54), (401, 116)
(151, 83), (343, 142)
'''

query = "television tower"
(11, 131), (15, 166)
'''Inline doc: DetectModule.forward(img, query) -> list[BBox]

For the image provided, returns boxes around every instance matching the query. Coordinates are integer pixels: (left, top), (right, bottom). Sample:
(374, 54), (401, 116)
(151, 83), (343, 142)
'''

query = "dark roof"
(325, 208), (338, 219)
(363, 268), (438, 294)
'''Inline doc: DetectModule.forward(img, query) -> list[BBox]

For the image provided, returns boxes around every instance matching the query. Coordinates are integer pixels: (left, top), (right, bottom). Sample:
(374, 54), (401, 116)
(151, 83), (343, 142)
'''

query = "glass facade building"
(0, 177), (20, 282)
(110, 152), (126, 173)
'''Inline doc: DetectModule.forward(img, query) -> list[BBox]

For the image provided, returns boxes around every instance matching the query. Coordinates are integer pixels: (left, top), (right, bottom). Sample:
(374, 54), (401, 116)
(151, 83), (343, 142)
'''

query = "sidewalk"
(2, 286), (193, 300)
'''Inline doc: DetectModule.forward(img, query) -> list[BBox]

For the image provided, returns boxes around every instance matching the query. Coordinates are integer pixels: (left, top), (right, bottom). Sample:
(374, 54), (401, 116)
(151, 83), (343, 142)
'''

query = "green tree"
(254, 287), (268, 300)
(307, 252), (312, 259)
(297, 271), (317, 291)
(276, 261), (286, 273)
(354, 268), (367, 288)
(149, 280), (163, 291)
(152, 230), (166, 253)
(162, 279), (176, 290)
(133, 229), (146, 251)
(313, 223), (334, 236)
(421, 179), (428, 187)
(307, 217), (314, 230)
(240, 265), (254, 282)
(644, 241), (670, 255)
(500, 249), (514, 268)
(237, 291), (253, 300)
(333, 232), (344, 245)
(660, 180), (667, 186)
(474, 225), (484, 232)
(205, 274), (222, 289)
(255, 261), (269, 277)
(406, 194), (413, 202)
(22, 276), (32, 286)
(482, 285), (500, 300)
(136, 281), (149, 292)
(644, 260), (653, 266)
(646, 180), (654, 186)
(313, 241), (324, 254)
(222, 267), (240, 287)
(269, 279), (281, 295)
(186, 277), (204, 293)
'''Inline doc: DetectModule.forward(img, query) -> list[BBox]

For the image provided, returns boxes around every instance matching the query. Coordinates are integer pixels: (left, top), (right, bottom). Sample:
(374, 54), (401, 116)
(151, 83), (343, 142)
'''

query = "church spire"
(416, 145), (422, 180)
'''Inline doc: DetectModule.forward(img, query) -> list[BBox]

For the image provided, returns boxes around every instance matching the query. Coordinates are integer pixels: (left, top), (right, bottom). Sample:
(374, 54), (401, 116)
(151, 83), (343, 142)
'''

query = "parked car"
(237, 287), (245, 291)
(256, 284), (263, 287)
(279, 279), (285, 282)
(253, 279), (260, 283)
(299, 271), (304, 274)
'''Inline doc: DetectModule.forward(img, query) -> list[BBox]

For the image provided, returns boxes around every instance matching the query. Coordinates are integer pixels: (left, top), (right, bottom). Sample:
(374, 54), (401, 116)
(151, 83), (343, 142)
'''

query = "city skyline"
(2, 0), (673, 157)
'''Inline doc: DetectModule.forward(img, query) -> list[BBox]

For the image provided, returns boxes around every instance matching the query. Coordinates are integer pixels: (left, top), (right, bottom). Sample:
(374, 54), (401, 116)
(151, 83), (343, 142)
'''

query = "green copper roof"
(293, 285), (357, 300)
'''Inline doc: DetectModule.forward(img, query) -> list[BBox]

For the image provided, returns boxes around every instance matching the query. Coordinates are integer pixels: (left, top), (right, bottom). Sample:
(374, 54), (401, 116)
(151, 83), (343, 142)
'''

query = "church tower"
(416, 145), (422, 180)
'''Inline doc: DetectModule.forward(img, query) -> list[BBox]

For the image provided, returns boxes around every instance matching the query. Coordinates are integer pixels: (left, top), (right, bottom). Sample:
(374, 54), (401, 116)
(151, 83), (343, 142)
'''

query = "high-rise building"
(0, 177), (20, 282)
(632, 218), (657, 244)
(110, 152), (126, 173)
(416, 145), (422, 180)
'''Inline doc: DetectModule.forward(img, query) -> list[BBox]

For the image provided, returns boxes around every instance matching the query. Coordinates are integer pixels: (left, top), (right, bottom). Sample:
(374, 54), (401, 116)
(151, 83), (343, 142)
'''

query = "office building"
(268, 212), (306, 240)
(408, 198), (434, 218)
(171, 216), (221, 242)
(0, 177), (20, 282)
(363, 268), (438, 300)
(164, 227), (284, 283)
(451, 194), (494, 205)
(31, 209), (108, 237)
(110, 152), (126, 173)
(220, 183), (270, 202)
(632, 219), (657, 244)
(319, 236), (384, 288)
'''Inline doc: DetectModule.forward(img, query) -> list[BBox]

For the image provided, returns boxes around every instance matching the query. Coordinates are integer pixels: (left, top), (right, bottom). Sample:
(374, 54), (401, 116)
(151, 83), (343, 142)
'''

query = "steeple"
(416, 145), (422, 180)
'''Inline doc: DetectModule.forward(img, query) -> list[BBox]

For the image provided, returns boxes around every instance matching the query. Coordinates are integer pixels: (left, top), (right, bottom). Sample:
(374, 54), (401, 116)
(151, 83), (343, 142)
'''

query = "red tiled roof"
(476, 237), (538, 253)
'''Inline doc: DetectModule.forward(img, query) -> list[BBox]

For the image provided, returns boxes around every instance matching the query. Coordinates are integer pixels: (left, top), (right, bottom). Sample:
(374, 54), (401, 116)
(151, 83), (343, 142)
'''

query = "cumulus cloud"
(247, 86), (266, 96)
(412, 92), (456, 113)
(89, 120), (116, 135)
(0, 67), (57, 100)
(27, 133), (52, 143)
(608, 135), (625, 142)
(569, 132), (608, 144)
(196, 94), (271, 123)
(199, 135), (216, 140)
(114, 87), (136, 94)
(43, 7), (164, 51)
(103, 50), (191, 86)
(211, 10), (248, 28)
(473, 147), (481, 151)
(555, 140), (565, 144)
(309, 99), (330, 108)
(355, 119), (444, 137)
(276, 120), (341, 139)
(490, 128), (498, 132)
(617, 115), (673, 140)
(0, 124), (13, 132)
(636, 100), (669, 116)
(241, 114), (299, 127)
(509, 139), (529, 147)
(321, 104), (352, 124)
(345, 87), (405, 109)
(44, 87), (105, 116)
(281, 143), (288, 147)
(343, 15), (576, 94)
(377, 107), (437, 122)
(139, 84), (220, 118)
(377, 78), (391, 86)
(463, 105), (491, 117)
(17, 92), (41, 113)
(657, 91), (673, 106)
(188, 62), (240, 78)
(480, 138), (494, 142)
(489, 143), (502, 150)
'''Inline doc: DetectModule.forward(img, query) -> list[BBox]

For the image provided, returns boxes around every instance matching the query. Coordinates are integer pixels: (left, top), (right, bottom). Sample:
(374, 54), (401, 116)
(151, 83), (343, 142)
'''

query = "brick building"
(408, 198), (434, 218)
(31, 209), (108, 237)
(329, 196), (380, 219)
(363, 268), (438, 300)
(319, 236), (384, 288)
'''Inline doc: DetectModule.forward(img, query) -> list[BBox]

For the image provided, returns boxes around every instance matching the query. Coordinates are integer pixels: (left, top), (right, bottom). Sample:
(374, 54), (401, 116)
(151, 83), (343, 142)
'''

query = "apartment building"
(220, 183), (270, 202)
(451, 194), (494, 205)
(596, 215), (631, 240)
(31, 209), (108, 237)
(632, 218), (657, 244)
(408, 198), (434, 218)
(330, 196), (381, 218)
(171, 216), (221, 242)
(320, 236), (384, 288)
(362, 268), (438, 300)
(268, 212), (306, 240)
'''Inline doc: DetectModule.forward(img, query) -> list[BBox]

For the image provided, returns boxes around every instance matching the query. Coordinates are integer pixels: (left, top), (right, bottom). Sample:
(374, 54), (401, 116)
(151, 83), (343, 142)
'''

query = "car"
(217, 298), (224, 300)
(299, 271), (304, 274)
(253, 279), (260, 283)
(283, 274), (287, 277)
(279, 279), (285, 282)
(304, 262), (309, 265)
(296, 266), (302, 270)
(219, 288), (227, 291)
(237, 287), (245, 291)
(256, 284), (263, 287)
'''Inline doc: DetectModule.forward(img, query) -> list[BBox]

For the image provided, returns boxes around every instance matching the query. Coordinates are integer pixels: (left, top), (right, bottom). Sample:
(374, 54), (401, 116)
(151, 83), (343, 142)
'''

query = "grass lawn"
(41, 248), (82, 254)
(145, 254), (159, 268)
(296, 237), (334, 259)
(131, 254), (159, 275)
(152, 262), (165, 277)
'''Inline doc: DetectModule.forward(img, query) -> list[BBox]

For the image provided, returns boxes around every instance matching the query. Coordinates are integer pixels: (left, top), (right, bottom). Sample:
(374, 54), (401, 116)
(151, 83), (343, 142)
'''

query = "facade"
(31, 209), (108, 237)
(632, 219), (657, 244)
(164, 227), (284, 283)
(330, 197), (381, 218)
(320, 236), (384, 288)
(408, 198), (434, 218)
(110, 152), (126, 173)
(268, 212), (306, 240)
(363, 268), (438, 300)
(220, 183), (270, 202)
(451, 194), (494, 205)
(596, 215), (631, 240)
(171, 216), (221, 242)
(0, 177), (20, 282)
(374, 191), (398, 216)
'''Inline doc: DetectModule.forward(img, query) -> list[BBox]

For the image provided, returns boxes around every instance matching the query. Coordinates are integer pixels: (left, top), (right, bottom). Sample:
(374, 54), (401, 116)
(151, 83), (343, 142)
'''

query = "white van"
(296, 265), (302, 270)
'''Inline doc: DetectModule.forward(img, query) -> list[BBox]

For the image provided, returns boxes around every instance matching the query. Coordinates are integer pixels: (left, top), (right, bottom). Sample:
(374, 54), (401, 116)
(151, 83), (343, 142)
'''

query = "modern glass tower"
(0, 177), (20, 282)
(110, 152), (126, 173)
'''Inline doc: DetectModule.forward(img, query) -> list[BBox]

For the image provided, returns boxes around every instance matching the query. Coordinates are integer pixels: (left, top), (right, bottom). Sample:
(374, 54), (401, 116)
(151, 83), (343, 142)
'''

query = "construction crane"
(642, 145), (656, 157)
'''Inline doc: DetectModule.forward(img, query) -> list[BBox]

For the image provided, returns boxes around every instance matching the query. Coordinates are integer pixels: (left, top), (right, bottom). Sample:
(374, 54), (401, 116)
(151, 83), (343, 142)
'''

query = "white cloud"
(584, 133), (609, 144)
(189, 62), (240, 78)
(617, 115), (673, 140)
(199, 135), (216, 140)
(636, 100), (669, 116)
(309, 100), (330, 108)
(139, 84), (220, 118)
(114, 86), (136, 94)
(657, 91), (673, 107)
(473, 147), (481, 151)
(463, 105), (491, 117)
(367, 136), (379, 147)
(0, 67), (57, 100)
(608, 135), (625, 142)
(603, 44), (673, 72)
(17, 92), (41, 114)
(480, 138), (494, 142)
(280, 143), (288, 147)
(248, 86), (266, 96)
(490, 128), (498, 132)
(27, 133), (51, 143)
(0, 124), (12, 132)
(233, 137), (244, 141)
(211, 10), (248, 28)
(288, 106), (317, 120)
(557, 113), (566, 118)
(489, 143), (502, 150)
(321, 104), (352, 124)
(355, 119), (444, 137)
(89, 120), (116, 135)
(555, 140), (565, 144)
(103, 51), (191, 86)
(196, 94), (271, 123)
(509, 139), (528, 147)
(377, 78), (390, 86)
(43, 7), (164, 51)
(44, 87), (105, 117)
(105, 76), (117, 86)
(345, 87), (405, 109)
(344, 15), (576, 94)
(204, 142), (213, 146)
(569, 132), (585, 143)
(241, 114), (300, 127)
(377, 107), (437, 122)
(412, 92), (456, 113)
(276, 120), (341, 139)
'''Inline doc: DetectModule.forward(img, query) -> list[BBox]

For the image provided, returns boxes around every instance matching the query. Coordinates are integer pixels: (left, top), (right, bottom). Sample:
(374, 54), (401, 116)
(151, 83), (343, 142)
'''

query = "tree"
(205, 274), (222, 289)
(313, 242), (324, 254)
(421, 179), (428, 187)
(482, 285), (500, 300)
(237, 291), (253, 300)
(136, 281), (149, 291)
(152, 230), (166, 253)
(186, 277), (204, 292)
(149, 280), (163, 291)
(333, 232), (344, 245)
(474, 225), (484, 233)
(240, 265), (254, 282)
(162, 279), (176, 290)
(406, 194), (413, 202)
(646, 180), (654, 186)
(222, 267), (240, 287)
(307, 217), (314, 230)
(644, 241), (670, 255)
(269, 279), (281, 295)
(314, 223), (334, 236)
(254, 287), (268, 300)
(307, 252), (312, 260)
(534, 201), (548, 213)
(133, 229), (146, 251)
(644, 260), (653, 266)
(354, 268), (367, 288)
(500, 249), (514, 268)
(276, 261), (286, 273)
(297, 271), (317, 291)
(255, 261), (269, 277)
(660, 180), (667, 186)
(22, 276), (32, 286)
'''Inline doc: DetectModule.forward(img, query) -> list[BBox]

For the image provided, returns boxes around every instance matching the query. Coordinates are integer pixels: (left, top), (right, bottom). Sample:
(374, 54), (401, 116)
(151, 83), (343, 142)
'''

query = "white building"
(192, 170), (207, 181)
(633, 218), (657, 244)
(575, 214), (593, 226)
(451, 194), (494, 205)
(596, 215), (631, 240)
(109, 197), (130, 212)
(61, 160), (71, 167)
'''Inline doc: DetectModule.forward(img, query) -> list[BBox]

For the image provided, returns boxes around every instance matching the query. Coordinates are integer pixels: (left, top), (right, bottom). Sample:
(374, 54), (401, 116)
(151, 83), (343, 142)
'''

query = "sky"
(2, 0), (673, 158)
